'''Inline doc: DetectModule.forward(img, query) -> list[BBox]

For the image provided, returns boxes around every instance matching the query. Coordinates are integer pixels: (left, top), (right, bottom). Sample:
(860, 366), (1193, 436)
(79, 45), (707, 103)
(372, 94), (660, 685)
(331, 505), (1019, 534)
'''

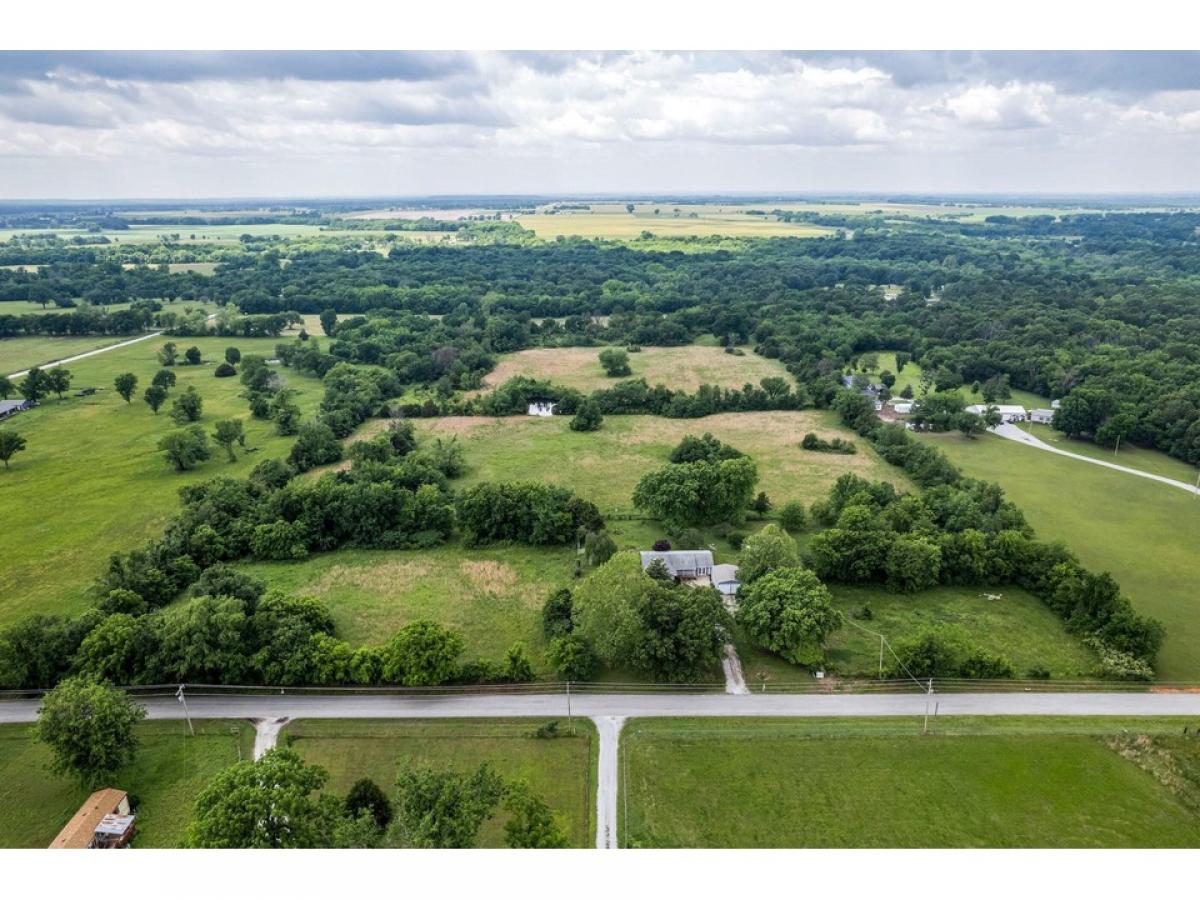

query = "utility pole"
(922, 678), (933, 735)
(176, 684), (194, 737)
(879, 635), (885, 679)
(566, 681), (573, 734)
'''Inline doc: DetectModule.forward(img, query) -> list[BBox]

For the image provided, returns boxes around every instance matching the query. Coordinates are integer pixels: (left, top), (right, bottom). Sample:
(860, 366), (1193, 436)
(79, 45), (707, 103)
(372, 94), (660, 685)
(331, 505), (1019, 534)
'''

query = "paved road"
(993, 423), (1200, 496)
(6, 330), (165, 380)
(5, 690), (1200, 724)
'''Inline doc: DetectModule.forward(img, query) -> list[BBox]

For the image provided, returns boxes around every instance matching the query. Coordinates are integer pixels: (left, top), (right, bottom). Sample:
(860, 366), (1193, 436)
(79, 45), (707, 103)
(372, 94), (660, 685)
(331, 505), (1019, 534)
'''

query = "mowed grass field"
(0, 335), (323, 626)
(0, 720), (253, 849)
(285, 718), (596, 848)
(736, 584), (1099, 685)
(240, 544), (577, 660)
(480, 344), (793, 395)
(402, 410), (910, 514)
(1, 333), (134, 373)
(621, 717), (1200, 848)
(922, 432), (1200, 681)
(0, 223), (384, 245)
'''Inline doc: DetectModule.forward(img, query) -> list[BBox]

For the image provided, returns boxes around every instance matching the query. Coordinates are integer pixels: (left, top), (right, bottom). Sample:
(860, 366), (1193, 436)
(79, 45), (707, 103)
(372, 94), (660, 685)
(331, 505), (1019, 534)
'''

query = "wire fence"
(3, 677), (1194, 702)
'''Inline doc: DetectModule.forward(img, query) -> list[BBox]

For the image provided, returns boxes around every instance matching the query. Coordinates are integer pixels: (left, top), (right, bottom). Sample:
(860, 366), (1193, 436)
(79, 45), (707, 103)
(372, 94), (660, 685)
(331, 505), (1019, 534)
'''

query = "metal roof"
(640, 550), (713, 573)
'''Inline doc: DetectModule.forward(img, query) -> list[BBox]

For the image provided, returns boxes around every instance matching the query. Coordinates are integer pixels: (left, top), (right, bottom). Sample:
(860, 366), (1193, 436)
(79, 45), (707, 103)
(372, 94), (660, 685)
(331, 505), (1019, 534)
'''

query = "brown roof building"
(50, 788), (134, 849)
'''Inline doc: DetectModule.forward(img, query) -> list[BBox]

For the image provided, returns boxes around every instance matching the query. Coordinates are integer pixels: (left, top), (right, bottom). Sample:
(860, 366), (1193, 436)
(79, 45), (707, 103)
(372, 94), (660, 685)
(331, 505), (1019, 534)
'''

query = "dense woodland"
(5, 209), (1200, 461)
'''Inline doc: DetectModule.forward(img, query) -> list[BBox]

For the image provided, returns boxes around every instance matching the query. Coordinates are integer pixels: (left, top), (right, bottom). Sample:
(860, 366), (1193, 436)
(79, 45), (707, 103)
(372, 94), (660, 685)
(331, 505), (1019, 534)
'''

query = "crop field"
(922, 431), (1200, 681)
(401, 410), (910, 514)
(480, 344), (794, 394)
(621, 717), (1200, 848)
(515, 206), (837, 239)
(241, 544), (577, 658)
(736, 584), (1099, 686)
(0, 336), (324, 626)
(0, 720), (254, 849)
(285, 718), (596, 848)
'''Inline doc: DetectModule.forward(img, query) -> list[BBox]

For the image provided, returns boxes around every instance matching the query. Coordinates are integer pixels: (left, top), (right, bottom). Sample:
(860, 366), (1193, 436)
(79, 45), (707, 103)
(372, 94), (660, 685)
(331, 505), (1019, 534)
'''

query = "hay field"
(480, 345), (793, 394)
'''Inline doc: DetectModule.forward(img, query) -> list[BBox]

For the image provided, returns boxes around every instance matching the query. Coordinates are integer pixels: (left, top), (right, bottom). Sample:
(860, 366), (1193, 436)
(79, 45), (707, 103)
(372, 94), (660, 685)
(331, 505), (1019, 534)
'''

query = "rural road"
(6, 313), (221, 380)
(6, 329), (165, 380)
(993, 423), (1200, 496)
(5, 690), (1200, 724)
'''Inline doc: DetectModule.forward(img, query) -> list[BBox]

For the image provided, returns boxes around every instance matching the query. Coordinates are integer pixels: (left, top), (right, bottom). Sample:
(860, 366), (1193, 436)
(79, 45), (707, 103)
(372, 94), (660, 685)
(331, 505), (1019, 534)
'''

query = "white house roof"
(640, 550), (714, 575)
(965, 404), (1026, 416)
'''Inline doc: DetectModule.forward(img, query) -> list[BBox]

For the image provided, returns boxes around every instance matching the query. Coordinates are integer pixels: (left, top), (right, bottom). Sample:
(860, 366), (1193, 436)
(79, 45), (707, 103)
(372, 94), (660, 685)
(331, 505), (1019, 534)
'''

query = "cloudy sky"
(1, 50), (1198, 198)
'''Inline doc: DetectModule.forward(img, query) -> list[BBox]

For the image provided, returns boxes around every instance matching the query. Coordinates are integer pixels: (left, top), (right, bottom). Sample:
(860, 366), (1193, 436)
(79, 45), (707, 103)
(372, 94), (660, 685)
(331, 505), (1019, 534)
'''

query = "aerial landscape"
(1, 43), (1199, 880)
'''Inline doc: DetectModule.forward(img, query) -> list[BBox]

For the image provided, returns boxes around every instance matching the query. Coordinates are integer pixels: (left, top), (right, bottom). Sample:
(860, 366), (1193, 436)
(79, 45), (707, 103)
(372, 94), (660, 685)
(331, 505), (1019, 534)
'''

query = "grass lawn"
(1, 334), (135, 374)
(0, 719), (253, 849)
(0, 335), (323, 626)
(1024, 421), (1200, 484)
(479, 344), (794, 395)
(285, 718), (596, 848)
(621, 717), (1200, 848)
(399, 410), (911, 515)
(240, 543), (578, 661)
(922, 431), (1200, 681)
(736, 584), (1099, 686)
(863, 352), (1048, 409)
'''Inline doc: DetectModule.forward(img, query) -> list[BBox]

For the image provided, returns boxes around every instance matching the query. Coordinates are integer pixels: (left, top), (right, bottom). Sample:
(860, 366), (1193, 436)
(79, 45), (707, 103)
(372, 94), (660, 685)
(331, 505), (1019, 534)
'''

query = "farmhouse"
(965, 403), (1027, 423)
(640, 550), (714, 583)
(49, 788), (135, 849)
(1030, 408), (1055, 424)
(0, 399), (31, 420)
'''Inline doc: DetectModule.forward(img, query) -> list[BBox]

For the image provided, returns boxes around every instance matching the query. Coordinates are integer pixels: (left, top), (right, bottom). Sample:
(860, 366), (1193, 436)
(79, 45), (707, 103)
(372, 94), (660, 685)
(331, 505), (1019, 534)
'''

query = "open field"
(285, 718), (595, 848)
(0, 223), (390, 245)
(401, 410), (911, 513)
(481, 345), (793, 395)
(922, 431), (1200, 681)
(621, 717), (1200, 848)
(1, 333), (136, 373)
(516, 208), (836, 240)
(0, 336), (323, 627)
(0, 720), (253, 849)
(240, 544), (577, 658)
(1023, 422), (1200, 484)
(736, 584), (1099, 685)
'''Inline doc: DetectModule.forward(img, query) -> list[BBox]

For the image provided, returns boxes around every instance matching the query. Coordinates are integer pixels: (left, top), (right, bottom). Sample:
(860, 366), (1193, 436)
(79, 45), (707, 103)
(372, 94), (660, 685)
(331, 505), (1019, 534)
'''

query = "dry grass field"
(515, 209), (834, 239)
(479, 345), (793, 394)
(398, 410), (910, 513)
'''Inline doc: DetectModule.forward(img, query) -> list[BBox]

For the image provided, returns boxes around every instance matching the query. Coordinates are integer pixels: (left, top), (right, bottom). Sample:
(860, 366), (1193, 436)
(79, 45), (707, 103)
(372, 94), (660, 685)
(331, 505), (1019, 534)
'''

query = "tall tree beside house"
(0, 430), (27, 469)
(114, 372), (138, 403)
(736, 567), (839, 666)
(19, 367), (49, 403)
(35, 677), (146, 788)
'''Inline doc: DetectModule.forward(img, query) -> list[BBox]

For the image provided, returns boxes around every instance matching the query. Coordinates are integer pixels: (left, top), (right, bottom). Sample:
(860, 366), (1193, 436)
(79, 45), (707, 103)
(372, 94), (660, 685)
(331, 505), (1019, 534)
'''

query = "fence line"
(2, 677), (1191, 702)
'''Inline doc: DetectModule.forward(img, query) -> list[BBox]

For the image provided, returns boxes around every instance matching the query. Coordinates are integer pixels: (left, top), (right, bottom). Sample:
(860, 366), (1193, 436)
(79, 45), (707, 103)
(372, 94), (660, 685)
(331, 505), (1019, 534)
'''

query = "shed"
(50, 788), (133, 849)
(527, 400), (556, 417)
(1029, 408), (1054, 424)
(712, 563), (741, 598)
(0, 399), (31, 420)
(640, 550), (714, 581)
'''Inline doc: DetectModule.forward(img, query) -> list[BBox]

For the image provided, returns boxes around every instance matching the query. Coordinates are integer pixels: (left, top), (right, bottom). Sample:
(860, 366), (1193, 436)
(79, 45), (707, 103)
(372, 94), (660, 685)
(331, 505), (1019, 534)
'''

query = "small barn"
(50, 788), (134, 849)
(640, 550), (714, 583)
(712, 563), (742, 598)
(527, 399), (556, 417)
(0, 399), (31, 420)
